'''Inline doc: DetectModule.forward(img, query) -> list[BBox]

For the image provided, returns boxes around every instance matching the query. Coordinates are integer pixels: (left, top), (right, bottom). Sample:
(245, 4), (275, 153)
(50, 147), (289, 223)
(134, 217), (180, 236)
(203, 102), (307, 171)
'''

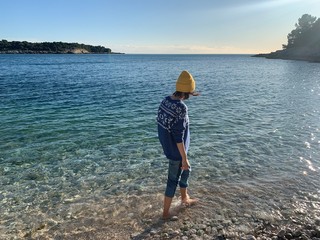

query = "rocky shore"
(252, 47), (320, 63)
(15, 200), (320, 240)
(133, 215), (320, 240)
(10, 181), (319, 240)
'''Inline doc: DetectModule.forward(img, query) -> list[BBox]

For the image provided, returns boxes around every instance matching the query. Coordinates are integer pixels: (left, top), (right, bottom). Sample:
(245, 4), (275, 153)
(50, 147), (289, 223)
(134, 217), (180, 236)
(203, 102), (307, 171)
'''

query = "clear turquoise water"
(0, 54), (319, 238)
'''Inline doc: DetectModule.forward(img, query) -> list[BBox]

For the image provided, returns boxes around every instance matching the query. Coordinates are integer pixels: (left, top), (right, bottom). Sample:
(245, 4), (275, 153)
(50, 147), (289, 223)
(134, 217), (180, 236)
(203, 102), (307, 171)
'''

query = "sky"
(1, 0), (319, 54)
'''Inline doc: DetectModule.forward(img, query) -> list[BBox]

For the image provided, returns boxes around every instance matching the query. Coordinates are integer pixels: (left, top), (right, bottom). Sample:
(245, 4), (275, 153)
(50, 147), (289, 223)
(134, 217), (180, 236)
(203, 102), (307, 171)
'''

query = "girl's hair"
(173, 91), (190, 100)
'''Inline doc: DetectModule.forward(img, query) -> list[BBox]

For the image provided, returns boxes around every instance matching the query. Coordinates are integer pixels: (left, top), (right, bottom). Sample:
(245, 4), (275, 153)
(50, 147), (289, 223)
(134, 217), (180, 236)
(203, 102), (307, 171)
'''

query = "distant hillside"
(0, 40), (114, 54)
(253, 14), (320, 62)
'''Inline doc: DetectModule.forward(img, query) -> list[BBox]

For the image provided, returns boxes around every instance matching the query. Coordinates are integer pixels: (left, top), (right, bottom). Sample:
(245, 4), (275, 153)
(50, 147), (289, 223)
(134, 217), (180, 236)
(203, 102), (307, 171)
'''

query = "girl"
(157, 70), (199, 219)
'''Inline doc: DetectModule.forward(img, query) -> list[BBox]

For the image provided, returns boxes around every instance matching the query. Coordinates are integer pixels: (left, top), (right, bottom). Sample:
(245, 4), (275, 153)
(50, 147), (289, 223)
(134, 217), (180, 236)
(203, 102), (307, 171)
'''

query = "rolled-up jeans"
(165, 159), (190, 198)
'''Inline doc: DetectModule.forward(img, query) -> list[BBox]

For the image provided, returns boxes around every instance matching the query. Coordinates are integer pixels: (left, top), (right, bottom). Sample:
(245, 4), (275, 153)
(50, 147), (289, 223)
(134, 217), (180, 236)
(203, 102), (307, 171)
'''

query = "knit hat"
(176, 70), (196, 93)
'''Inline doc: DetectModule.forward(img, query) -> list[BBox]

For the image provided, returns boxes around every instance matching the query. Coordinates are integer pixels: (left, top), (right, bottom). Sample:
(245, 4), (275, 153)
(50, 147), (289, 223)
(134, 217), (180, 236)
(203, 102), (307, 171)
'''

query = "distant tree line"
(0, 40), (112, 53)
(283, 14), (320, 50)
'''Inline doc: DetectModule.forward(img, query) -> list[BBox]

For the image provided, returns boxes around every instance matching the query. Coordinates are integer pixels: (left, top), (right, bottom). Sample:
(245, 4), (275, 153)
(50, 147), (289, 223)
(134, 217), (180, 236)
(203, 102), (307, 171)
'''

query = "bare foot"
(162, 213), (178, 221)
(162, 213), (170, 220)
(181, 195), (198, 207)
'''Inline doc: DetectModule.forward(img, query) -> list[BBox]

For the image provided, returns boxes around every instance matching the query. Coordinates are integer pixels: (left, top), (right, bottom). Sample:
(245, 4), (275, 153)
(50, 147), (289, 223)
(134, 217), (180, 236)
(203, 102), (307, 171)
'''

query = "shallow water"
(0, 54), (319, 238)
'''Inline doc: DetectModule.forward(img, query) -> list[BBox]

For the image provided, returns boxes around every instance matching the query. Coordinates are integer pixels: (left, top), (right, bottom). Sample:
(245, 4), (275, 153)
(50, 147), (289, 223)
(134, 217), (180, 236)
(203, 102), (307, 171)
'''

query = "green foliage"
(283, 14), (320, 49)
(0, 40), (112, 53)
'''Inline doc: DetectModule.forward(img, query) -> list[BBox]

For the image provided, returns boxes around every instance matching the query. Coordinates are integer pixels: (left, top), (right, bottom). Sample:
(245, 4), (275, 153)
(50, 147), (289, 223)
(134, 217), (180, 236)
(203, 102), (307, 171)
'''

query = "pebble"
(205, 226), (212, 234)
(277, 229), (286, 238)
(188, 229), (197, 235)
(171, 216), (179, 221)
(162, 232), (169, 238)
(285, 232), (293, 239)
(293, 229), (302, 237)
(150, 229), (157, 236)
(197, 224), (207, 230)
(246, 235), (256, 240)
(300, 233), (310, 240)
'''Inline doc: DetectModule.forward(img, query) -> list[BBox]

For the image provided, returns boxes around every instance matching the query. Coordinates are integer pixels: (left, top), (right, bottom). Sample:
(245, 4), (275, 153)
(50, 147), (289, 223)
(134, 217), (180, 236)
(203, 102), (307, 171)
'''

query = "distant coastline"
(0, 40), (124, 54)
(252, 14), (320, 63)
(252, 47), (320, 62)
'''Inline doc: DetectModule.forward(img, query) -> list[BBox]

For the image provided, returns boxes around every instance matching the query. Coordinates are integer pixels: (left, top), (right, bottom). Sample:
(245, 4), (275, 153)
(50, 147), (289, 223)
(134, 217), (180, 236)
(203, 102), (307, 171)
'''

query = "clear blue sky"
(1, 0), (319, 54)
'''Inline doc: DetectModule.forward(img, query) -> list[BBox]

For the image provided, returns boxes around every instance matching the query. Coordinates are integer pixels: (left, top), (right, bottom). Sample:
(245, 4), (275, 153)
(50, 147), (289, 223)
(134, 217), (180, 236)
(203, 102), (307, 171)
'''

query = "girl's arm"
(177, 142), (190, 170)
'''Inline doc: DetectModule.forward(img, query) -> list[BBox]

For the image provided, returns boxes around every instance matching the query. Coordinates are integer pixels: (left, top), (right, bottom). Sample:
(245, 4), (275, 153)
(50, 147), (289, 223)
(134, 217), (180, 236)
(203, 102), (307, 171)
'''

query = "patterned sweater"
(157, 96), (190, 161)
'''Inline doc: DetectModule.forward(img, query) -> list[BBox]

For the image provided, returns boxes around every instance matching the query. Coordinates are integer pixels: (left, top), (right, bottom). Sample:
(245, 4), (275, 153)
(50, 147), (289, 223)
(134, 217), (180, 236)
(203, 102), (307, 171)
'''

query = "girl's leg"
(163, 196), (173, 219)
(164, 160), (182, 198)
(179, 169), (198, 206)
(179, 168), (190, 189)
(163, 160), (181, 219)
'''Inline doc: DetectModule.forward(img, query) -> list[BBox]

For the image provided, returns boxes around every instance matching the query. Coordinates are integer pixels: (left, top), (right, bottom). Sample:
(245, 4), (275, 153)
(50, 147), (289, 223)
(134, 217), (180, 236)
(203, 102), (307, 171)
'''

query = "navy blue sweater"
(157, 96), (190, 161)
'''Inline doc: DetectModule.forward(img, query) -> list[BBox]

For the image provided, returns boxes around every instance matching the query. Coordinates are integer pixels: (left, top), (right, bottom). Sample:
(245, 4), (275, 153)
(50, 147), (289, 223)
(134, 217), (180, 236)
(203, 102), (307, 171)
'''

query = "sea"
(0, 54), (319, 239)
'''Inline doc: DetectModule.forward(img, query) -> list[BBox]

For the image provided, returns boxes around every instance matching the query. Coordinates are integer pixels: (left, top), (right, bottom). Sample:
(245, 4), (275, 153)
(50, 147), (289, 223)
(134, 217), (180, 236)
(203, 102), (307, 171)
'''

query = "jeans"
(165, 159), (190, 198)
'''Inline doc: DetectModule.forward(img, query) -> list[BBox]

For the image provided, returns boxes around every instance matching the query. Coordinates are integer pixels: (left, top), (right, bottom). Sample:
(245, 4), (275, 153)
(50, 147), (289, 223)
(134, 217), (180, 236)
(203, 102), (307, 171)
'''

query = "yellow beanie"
(176, 70), (196, 93)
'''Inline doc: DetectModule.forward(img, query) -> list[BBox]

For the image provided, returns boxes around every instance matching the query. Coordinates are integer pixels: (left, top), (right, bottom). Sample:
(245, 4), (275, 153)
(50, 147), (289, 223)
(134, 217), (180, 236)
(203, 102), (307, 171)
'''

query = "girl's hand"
(181, 159), (190, 170)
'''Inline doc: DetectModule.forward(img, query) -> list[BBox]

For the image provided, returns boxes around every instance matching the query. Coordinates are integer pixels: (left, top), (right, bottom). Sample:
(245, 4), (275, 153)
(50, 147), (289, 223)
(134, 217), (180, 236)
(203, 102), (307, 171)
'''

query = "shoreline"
(252, 47), (320, 63)
(4, 179), (319, 240)
(14, 194), (320, 240)
(38, 208), (320, 240)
